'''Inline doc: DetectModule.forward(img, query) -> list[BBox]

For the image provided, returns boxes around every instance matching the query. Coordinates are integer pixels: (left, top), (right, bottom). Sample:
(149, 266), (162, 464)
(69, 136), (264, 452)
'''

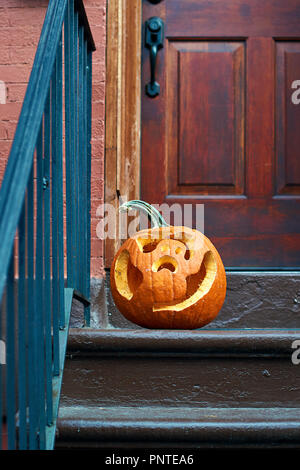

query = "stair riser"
(56, 425), (300, 449)
(105, 271), (300, 329)
(61, 354), (300, 408)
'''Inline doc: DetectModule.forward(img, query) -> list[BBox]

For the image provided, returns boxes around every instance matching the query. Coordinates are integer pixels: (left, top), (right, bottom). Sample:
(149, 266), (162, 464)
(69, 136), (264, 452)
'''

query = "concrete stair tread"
(56, 405), (300, 448)
(60, 327), (300, 409)
(58, 405), (300, 422)
(66, 327), (300, 355)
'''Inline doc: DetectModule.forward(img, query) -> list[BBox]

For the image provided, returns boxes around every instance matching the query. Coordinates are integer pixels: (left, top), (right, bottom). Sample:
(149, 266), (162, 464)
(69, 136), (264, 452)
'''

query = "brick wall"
(0, 0), (106, 277)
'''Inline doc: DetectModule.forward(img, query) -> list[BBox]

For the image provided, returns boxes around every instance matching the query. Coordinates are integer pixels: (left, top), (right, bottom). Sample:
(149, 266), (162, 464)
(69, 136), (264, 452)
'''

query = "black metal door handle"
(145, 17), (164, 98)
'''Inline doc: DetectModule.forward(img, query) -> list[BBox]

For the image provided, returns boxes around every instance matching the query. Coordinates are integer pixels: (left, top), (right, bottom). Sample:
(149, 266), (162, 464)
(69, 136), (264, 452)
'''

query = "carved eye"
(137, 238), (160, 253)
(114, 250), (143, 300)
(137, 236), (194, 260)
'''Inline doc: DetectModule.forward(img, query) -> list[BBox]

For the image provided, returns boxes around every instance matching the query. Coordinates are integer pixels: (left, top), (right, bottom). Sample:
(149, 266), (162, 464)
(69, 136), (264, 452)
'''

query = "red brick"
(0, 49), (11, 64)
(91, 158), (104, 177)
(0, 27), (41, 47)
(6, 7), (46, 27)
(5, 121), (17, 139)
(91, 118), (104, 138)
(90, 257), (104, 277)
(91, 199), (105, 218)
(0, 123), (7, 139)
(21, 0), (48, 6)
(0, 120), (17, 139)
(84, 0), (105, 6)
(91, 60), (105, 82)
(0, 153), (9, 177)
(85, 6), (106, 27)
(91, 217), (103, 237)
(9, 47), (37, 65)
(92, 156), (104, 171)
(0, 65), (31, 83)
(91, 139), (104, 157)
(0, 139), (12, 158)
(0, 102), (22, 120)
(93, 44), (106, 62)
(92, 101), (105, 119)
(89, 26), (106, 45)
(92, 82), (105, 102)
(0, 1), (48, 7)
(6, 83), (27, 102)
(0, 1), (22, 8)
(0, 10), (9, 27)
(91, 237), (104, 258)
(91, 177), (104, 201)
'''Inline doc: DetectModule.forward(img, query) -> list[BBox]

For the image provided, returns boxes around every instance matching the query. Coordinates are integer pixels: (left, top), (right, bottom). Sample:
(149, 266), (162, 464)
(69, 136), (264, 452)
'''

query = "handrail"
(0, 0), (95, 450)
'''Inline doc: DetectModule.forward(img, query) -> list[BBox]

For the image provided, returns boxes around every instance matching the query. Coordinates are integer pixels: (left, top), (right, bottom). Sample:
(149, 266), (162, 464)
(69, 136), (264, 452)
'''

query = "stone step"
(56, 405), (300, 448)
(59, 329), (300, 409)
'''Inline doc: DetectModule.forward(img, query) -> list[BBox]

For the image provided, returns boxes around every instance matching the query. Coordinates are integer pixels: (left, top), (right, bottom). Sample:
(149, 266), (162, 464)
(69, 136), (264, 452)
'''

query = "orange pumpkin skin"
(110, 225), (226, 329)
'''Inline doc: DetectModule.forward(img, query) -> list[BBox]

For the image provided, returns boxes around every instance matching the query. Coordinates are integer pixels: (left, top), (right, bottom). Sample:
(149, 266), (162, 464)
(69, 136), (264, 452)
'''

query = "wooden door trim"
(105, 0), (142, 267)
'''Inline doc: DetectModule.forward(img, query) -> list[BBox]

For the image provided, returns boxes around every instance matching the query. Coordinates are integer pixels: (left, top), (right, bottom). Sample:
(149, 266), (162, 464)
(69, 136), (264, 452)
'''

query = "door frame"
(105, 0), (142, 266)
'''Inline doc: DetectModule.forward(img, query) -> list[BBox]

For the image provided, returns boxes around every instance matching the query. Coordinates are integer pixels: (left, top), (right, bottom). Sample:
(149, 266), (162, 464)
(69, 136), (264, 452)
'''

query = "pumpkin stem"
(119, 200), (169, 228)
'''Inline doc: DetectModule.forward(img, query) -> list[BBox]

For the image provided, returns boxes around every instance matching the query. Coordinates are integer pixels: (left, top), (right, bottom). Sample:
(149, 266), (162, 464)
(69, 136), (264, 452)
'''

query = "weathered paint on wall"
(0, 0), (106, 277)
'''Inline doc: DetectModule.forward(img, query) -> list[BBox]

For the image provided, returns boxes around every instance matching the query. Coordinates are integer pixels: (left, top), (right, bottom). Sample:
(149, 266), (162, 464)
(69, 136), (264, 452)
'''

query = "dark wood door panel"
(162, 198), (300, 236)
(276, 41), (300, 195)
(141, 0), (300, 267)
(213, 234), (300, 267)
(167, 40), (245, 195)
(166, 0), (300, 37)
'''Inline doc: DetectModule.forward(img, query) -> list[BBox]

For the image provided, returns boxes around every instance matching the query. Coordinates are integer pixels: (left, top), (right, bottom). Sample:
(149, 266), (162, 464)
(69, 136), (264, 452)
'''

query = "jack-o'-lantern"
(110, 200), (226, 329)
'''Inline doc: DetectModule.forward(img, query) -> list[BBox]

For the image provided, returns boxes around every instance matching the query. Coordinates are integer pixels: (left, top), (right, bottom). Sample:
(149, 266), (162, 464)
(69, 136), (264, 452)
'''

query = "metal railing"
(0, 0), (95, 450)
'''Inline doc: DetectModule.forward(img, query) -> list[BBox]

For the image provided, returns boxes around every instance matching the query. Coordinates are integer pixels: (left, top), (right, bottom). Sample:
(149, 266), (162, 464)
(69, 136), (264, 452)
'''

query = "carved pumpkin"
(110, 201), (226, 329)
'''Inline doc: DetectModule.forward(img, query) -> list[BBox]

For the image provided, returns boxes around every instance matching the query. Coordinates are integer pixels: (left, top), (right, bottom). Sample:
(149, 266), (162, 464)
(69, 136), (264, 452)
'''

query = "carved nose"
(152, 256), (178, 273)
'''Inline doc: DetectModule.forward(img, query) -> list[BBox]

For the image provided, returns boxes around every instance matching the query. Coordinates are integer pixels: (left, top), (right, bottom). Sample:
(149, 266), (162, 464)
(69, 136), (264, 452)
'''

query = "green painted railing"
(0, 0), (95, 450)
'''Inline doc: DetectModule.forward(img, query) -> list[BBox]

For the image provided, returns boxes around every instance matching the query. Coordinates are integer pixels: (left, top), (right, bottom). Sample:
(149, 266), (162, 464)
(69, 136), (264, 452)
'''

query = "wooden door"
(141, 0), (300, 267)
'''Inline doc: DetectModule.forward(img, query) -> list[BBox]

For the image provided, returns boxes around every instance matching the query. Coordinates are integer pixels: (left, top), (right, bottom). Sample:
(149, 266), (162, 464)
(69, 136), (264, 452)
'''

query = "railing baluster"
(18, 201), (27, 449)
(56, 34), (65, 330)
(51, 68), (60, 378)
(6, 247), (16, 449)
(85, 49), (92, 326)
(82, 38), (88, 302)
(27, 163), (37, 450)
(74, 10), (79, 289)
(43, 91), (53, 426)
(64, 2), (74, 288)
(36, 123), (46, 449)
(70, 1), (77, 288)
(78, 26), (84, 296)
